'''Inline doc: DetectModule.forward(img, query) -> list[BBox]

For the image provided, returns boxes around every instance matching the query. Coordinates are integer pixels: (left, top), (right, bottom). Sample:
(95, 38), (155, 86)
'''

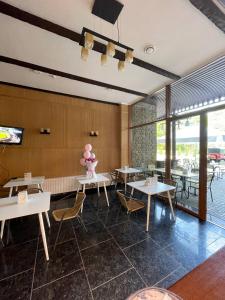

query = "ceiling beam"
(0, 0), (181, 81)
(190, 0), (225, 34)
(0, 55), (148, 97)
(0, 81), (119, 105)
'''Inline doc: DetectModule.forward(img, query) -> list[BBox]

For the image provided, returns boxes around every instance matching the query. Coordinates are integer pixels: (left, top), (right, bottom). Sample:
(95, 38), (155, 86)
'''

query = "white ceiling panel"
(0, 0), (225, 104)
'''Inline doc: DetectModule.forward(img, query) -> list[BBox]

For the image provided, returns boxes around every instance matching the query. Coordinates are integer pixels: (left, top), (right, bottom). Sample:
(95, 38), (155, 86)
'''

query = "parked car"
(208, 148), (225, 161)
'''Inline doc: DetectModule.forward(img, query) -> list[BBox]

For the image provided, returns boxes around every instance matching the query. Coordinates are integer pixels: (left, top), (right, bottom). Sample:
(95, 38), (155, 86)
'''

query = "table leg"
(97, 182), (100, 197)
(146, 194), (151, 232)
(1, 185), (10, 240)
(0, 220), (5, 239)
(131, 187), (134, 196)
(81, 184), (85, 213)
(9, 187), (13, 198)
(38, 213), (49, 261)
(124, 174), (127, 193)
(103, 182), (109, 207)
(167, 191), (176, 221)
(38, 184), (44, 192)
(45, 212), (51, 228)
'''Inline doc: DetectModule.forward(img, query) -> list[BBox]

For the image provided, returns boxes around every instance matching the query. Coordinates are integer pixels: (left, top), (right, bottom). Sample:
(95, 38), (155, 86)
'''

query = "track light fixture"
(118, 60), (125, 71)
(125, 49), (134, 63)
(80, 28), (134, 71)
(84, 32), (94, 50)
(106, 42), (116, 57)
(81, 47), (89, 61)
(101, 53), (107, 65)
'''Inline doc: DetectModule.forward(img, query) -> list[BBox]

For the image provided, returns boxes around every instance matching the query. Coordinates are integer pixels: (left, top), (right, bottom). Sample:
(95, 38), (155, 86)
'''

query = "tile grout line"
(80, 237), (113, 252)
(153, 264), (183, 287)
(122, 236), (150, 251)
(91, 267), (134, 291)
(0, 267), (34, 283)
(32, 268), (84, 291)
(29, 235), (39, 300)
(97, 217), (149, 288)
(72, 221), (95, 300)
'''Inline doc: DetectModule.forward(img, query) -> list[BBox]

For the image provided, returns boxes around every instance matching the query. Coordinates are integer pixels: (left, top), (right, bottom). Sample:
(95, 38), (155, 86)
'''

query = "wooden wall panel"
(0, 84), (121, 180)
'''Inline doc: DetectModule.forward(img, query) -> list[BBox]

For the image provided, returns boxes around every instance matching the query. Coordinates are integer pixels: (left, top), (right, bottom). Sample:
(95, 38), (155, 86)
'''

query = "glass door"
(207, 109), (225, 227)
(171, 115), (200, 214)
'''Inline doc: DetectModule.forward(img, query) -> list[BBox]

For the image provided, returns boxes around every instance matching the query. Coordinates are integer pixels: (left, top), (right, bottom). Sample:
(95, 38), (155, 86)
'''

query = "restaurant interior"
(0, 0), (225, 299)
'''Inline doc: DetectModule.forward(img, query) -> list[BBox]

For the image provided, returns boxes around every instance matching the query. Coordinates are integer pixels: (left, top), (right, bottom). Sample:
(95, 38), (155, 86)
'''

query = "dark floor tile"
(72, 209), (99, 227)
(207, 237), (225, 254)
(109, 221), (149, 249)
(148, 223), (188, 248)
(92, 268), (145, 300)
(3, 215), (39, 246)
(34, 239), (82, 288)
(176, 219), (221, 246)
(38, 220), (74, 249)
(164, 235), (211, 272)
(98, 207), (130, 227)
(74, 221), (110, 250)
(81, 239), (131, 289)
(155, 266), (188, 289)
(124, 238), (180, 286)
(0, 269), (33, 300)
(32, 269), (92, 300)
(0, 240), (37, 280)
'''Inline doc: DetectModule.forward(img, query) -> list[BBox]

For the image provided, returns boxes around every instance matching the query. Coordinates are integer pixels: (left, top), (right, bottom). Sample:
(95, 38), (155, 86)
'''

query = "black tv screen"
(0, 125), (24, 145)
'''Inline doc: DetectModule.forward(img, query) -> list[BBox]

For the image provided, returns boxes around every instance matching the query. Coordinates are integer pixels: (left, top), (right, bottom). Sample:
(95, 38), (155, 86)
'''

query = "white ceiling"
(0, 0), (225, 104)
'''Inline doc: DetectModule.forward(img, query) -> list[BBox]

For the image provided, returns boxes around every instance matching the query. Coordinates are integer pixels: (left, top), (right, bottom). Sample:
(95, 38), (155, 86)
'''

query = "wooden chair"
(157, 179), (177, 205)
(187, 174), (214, 201)
(52, 192), (86, 250)
(116, 190), (145, 214)
(110, 171), (124, 189)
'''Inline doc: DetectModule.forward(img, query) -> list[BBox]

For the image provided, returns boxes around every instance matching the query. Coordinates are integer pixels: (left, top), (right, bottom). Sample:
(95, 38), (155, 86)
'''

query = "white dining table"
(76, 174), (110, 211)
(4, 176), (45, 197)
(0, 192), (51, 260)
(2, 176), (50, 233)
(127, 180), (176, 232)
(115, 168), (142, 193)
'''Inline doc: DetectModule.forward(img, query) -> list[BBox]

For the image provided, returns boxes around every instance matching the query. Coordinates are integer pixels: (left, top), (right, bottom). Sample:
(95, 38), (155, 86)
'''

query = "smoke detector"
(144, 45), (155, 55)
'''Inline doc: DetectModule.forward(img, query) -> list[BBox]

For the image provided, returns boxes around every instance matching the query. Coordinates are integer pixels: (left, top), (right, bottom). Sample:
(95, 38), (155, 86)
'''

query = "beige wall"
(0, 84), (128, 181)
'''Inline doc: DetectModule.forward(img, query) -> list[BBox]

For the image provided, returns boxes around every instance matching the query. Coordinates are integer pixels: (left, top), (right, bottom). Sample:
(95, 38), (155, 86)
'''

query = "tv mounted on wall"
(0, 125), (24, 145)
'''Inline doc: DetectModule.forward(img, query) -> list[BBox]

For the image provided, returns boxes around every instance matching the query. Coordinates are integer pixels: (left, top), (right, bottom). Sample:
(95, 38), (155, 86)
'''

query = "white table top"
(4, 176), (45, 188)
(115, 168), (142, 174)
(0, 192), (51, 220)
(77, 174), (109, 185)
(127, 180), (175, 195)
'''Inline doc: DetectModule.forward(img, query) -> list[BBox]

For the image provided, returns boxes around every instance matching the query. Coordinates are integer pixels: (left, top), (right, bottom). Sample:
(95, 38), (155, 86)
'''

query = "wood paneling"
(0, 84), (121, 180)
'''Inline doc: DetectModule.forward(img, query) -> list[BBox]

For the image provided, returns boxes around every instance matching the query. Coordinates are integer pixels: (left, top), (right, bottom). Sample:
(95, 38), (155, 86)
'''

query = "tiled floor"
(1, 188), (225, 300)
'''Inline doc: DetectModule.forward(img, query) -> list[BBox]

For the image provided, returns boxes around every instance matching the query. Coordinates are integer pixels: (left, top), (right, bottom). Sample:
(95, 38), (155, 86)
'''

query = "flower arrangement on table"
(80, 144), (98, 178)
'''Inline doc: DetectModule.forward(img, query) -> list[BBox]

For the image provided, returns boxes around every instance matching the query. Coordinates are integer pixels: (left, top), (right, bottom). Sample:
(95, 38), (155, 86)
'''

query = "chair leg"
(210, 187), (213, 202)
(53, 219), (63, 252)
(78, 216), (87, 232)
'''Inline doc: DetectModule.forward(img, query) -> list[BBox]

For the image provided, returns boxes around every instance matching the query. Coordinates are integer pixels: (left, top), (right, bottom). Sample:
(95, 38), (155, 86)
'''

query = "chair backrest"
(70, 192), (86, 217)
(163, 179), (177, 197)
(117, 190), (129, 211)
(27, 187), (42, 194)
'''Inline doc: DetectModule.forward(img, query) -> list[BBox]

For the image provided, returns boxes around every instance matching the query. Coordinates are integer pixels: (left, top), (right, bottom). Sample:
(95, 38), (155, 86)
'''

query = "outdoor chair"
(187, 174), (214, 201)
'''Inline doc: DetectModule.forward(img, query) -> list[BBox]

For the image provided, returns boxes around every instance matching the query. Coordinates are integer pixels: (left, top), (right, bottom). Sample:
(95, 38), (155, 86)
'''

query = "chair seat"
(126, 199), (145, 212)
(158, 191), (175, 199)
(52, 207), (75, 221)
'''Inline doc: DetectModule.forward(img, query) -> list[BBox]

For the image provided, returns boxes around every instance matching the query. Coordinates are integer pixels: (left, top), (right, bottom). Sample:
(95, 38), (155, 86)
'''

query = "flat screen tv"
(0, 125), (24, 145)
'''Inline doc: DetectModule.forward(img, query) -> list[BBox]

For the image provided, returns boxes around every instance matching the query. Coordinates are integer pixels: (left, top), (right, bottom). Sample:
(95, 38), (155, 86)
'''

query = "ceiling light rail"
(80, 27), (134, 71)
